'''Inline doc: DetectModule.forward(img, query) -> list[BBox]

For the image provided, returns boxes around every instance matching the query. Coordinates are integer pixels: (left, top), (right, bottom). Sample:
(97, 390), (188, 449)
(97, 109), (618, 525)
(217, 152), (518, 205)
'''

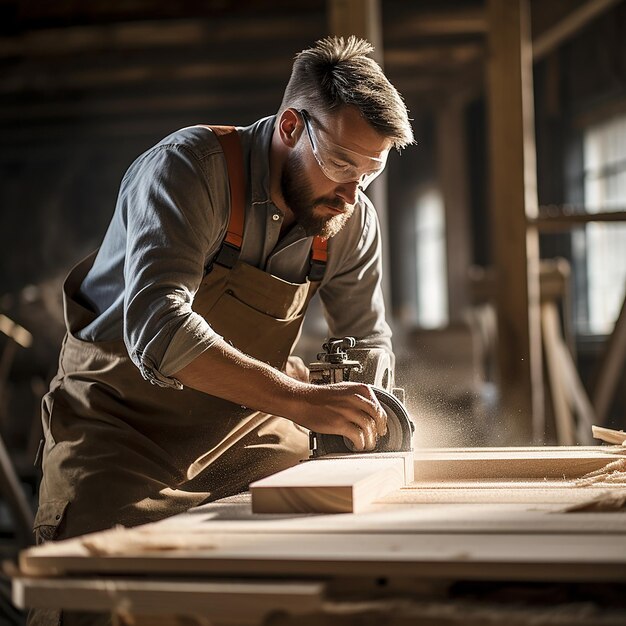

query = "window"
(415, 187), (448, 328)
(582, 114), (626, 334)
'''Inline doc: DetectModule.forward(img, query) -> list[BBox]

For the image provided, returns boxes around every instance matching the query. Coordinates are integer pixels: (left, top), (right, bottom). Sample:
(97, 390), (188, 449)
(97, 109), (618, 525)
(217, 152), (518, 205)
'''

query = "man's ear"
(278, 109), (301, 148)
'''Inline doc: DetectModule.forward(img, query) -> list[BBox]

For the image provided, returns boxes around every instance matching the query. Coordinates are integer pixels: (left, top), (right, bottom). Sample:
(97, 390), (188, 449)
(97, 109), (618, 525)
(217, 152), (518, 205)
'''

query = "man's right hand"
(288, 382), (387, 451)
(173, 338), (387, 452)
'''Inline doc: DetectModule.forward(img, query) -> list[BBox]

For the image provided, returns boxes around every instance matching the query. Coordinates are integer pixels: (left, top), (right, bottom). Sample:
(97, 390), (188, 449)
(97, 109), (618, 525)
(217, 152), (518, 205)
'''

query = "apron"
(33, 127), (325, 545)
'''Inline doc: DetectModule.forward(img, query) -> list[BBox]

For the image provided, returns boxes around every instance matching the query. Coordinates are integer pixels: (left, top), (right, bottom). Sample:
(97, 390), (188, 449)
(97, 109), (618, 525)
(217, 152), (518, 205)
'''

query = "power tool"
(308, 337), (415, 457)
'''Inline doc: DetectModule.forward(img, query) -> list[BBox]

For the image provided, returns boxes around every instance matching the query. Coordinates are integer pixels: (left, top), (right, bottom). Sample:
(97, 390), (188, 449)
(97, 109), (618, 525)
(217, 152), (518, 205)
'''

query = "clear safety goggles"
(299, 109), (388, 190)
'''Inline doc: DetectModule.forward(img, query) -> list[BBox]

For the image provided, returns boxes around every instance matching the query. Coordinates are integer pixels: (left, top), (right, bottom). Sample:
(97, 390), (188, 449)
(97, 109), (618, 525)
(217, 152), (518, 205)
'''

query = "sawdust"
(81, 526), (215, 556)
(561, 453), (626, 511)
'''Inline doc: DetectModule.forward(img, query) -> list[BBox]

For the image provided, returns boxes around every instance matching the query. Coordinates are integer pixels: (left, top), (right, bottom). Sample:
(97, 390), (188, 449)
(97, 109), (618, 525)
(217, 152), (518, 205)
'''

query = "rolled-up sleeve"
(319, 195), (393, 358)
(121, 143), (227, 389)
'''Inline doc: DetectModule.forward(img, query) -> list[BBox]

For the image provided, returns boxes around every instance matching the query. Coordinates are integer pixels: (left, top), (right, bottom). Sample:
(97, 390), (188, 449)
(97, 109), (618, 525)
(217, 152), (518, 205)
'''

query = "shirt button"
(272, 214), (280, 221)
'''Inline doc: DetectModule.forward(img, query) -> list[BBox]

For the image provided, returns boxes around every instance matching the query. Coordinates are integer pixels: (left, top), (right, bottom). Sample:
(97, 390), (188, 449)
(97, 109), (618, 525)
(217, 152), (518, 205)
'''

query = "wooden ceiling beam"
(0, 89), (280, 121)
(0, 109), (272, 147)
(532, 0), (623, 60)
(1, 58), (292, 94)
(385, 9), (487, 39)
(0, 16), (323, 57)
(385, 43), (485, 68)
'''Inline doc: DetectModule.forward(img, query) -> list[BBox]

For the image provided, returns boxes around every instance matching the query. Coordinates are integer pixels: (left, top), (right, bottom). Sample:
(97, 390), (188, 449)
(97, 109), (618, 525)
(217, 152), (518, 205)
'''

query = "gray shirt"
(77, 116), (392, 389)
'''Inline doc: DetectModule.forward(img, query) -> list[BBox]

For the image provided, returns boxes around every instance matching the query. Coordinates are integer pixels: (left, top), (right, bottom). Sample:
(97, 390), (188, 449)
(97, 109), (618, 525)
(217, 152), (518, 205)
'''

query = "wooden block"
(250, 455), (411, 514)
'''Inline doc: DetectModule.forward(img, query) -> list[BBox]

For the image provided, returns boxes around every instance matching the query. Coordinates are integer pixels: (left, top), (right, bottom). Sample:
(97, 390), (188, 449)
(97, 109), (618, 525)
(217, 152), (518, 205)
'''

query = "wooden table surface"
(12, 446), (626, 623)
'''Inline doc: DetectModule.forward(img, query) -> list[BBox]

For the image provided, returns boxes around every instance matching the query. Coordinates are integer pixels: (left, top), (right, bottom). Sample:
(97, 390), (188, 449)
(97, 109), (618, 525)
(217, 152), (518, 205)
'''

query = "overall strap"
(210, 126), (245, 268)
(309, 235), (328, 281)
(209, 125), (328, 280)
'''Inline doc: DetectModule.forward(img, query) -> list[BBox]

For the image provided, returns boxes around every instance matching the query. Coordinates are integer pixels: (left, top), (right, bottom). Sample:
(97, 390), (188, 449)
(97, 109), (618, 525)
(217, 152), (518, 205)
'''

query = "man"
(34, 36), (414, 549)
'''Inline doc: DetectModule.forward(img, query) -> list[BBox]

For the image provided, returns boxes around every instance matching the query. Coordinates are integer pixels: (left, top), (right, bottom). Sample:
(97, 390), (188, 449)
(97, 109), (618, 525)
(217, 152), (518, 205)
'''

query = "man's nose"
(335, 181), (360, 205)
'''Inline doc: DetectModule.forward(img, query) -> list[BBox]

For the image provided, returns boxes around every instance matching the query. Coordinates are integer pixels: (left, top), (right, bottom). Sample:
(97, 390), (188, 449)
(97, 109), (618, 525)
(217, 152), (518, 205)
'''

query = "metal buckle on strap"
(214, 242), (241, 269)
(308, 259), (326, 282)
(213, 241), (241, 269)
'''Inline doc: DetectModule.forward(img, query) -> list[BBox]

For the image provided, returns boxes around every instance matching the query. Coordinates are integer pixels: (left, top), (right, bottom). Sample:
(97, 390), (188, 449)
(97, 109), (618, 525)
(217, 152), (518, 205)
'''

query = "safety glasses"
(299, 109), (388, 190)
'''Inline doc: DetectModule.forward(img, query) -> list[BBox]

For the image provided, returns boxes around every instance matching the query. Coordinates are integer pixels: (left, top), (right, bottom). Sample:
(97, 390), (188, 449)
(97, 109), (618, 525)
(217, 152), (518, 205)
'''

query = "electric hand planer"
(307, 337), (415, 457)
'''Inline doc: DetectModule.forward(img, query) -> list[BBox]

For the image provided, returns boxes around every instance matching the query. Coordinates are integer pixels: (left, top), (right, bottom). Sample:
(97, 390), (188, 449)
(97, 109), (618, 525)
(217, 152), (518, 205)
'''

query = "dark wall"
(0, 3), (327, 295)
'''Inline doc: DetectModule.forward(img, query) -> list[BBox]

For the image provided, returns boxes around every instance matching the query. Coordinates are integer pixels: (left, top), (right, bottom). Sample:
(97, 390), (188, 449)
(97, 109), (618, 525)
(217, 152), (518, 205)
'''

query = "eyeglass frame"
(298, 109), (387, 191)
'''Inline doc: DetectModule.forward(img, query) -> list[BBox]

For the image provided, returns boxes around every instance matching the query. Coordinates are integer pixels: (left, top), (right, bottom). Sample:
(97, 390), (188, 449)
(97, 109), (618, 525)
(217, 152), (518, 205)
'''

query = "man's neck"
(269, 128), (296, 235)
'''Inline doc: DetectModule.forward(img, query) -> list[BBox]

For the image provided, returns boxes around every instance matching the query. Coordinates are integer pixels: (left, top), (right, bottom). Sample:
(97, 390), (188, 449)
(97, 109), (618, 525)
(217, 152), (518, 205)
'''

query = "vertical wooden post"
(437, 102), (472, 322)
(486, 0), (544, 442)
(327, 0), (391, 303)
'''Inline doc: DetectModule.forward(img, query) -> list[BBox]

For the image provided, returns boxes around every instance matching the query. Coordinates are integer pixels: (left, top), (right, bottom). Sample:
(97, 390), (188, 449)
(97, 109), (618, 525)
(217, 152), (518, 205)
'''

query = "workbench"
(12, 447), (626, 625)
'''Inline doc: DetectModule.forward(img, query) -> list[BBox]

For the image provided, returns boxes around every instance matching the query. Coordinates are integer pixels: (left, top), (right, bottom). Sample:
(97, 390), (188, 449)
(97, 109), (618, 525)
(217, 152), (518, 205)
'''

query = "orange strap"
(311, 235), (328, 263)
(209, 124), (327, 278)
(210, 126), (245, 249)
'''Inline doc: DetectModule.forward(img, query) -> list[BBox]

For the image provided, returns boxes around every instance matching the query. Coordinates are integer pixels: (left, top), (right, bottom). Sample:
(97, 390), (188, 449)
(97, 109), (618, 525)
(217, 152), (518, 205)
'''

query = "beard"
(280, 150), (354, 239)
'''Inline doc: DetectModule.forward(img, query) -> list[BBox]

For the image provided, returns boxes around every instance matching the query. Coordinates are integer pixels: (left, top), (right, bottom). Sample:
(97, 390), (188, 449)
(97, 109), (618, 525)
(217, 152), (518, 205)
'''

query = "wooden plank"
(18, 531), (626, 582)
(531, 210), (626, 231)
(412, 447), (621, 480)
(13, 576), (324, 615)
(542, 302), (577, 444)
(593, 290), (626, 424)
(102, 502), (626, 536)
(250, 454), (412, 514)
(383, 485), (624, 505)
(556, 325), (595, 444)
(486, 0), (544, 443)
(592, 425), (626, 445)
(16, 448), (626, 589)
(142, 489), (626, 533)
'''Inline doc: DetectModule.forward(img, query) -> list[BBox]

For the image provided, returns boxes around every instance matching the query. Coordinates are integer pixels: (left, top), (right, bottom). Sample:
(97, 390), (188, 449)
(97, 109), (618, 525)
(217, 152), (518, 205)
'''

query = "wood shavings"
(575, 457), (626, 487)
(568, 455), (626, 510)
(81, 527), (215, 557)
(592, 425), (626, 446)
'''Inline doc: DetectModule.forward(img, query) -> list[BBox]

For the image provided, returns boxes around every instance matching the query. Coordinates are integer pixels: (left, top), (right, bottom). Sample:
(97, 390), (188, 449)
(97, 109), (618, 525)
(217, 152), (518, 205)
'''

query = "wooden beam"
(327, 0), (392, 305)
(0, 17), (322, 57)
(593, 290), (626, 424)
(436, 103), (472, 321)
(385, 44), (484, 68)
(250, 454), (413, 514)
(531, 209), (626, 232)
(0, 89), (280, 121)
(541, 303), (577, 445)
(533, 0), (623, 61)
(328, 0), (383, 61)
(486, 0), (544, 443)
(385, 9), (487, 39)
(1, 58), (292, 94)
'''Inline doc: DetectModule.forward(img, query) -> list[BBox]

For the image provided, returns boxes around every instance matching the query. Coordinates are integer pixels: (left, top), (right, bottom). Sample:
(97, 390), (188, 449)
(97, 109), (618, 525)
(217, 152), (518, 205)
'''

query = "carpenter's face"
(281, 106), (391, 238)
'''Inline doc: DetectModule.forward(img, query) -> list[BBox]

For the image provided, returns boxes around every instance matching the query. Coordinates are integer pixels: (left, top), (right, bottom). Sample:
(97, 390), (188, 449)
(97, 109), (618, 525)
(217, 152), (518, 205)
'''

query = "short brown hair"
(279, 36), (414, 150)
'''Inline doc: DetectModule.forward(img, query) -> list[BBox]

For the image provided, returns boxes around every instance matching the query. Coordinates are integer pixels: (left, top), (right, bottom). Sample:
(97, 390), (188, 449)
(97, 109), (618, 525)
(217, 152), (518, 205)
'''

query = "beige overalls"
(34, 127), (325, 545)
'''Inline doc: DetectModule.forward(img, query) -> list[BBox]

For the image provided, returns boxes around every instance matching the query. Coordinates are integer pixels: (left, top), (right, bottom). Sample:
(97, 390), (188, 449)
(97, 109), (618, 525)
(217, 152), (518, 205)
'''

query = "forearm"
(172, 338), (388, 451)
(172, 338), (310, 419)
